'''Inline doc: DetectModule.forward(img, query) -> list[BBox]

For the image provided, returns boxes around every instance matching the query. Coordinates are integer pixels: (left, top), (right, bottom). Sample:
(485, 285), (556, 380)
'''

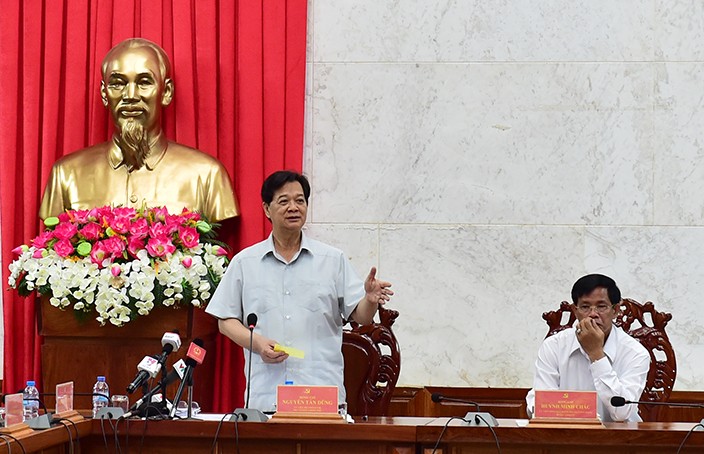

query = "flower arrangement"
(7, 205), (229, 327)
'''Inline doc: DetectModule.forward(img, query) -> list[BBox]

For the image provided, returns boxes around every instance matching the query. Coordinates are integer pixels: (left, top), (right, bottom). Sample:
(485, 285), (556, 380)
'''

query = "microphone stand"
(186, 370), (195, 419)
(232, 321), (268, 422)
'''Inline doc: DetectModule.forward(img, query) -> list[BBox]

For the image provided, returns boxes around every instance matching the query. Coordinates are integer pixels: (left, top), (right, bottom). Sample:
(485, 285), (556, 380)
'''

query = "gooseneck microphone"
(611, 396), (704, 409)
(431, 392), (482, 411)
(245, 313), (258, 409)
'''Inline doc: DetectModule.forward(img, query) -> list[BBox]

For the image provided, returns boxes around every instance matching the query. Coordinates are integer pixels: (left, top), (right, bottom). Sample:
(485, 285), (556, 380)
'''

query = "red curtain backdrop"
(0, 0), (307, 412)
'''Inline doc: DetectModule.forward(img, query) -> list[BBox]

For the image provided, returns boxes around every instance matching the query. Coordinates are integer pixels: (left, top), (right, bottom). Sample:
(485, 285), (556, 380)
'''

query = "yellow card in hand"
(274, 343), (305, 359)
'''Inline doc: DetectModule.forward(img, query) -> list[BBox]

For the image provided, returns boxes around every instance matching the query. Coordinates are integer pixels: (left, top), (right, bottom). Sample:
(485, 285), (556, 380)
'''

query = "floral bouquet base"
(9, 205), (229, 327)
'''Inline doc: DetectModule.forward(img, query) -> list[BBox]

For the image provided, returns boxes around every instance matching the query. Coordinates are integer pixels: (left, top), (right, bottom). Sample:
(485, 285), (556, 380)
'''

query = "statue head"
(100, 38), (174, 164)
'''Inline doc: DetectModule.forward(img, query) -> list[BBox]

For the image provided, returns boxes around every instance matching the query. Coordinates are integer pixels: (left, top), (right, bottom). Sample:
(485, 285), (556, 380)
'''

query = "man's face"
(100, 47), (172, 134)
(263, 181), (308, 232)
(574, 287), (616, 337)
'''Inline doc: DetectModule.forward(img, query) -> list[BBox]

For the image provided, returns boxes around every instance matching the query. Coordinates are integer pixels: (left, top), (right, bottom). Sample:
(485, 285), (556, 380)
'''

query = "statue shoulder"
(166, 141), (228, 169)
(52, 142), (111, 169)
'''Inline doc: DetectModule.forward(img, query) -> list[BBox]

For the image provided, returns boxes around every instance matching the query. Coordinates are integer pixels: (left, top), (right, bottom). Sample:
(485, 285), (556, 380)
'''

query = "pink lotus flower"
(90, 241), (111, 266)
(32, 231), (55, 248)
(113, 207), (137, 218)
(79, 222), (103, 241)
(129, 218), (149, 239)
(148, 222), (170, 238)
(111, 264), (122, 277)
(127, 236), (146, 258)
(109, 216), (132, 234)
(151, 206), (170, 221)
(215, 246), (228, 256)
(71, 209), (91, 224)
(102, 236), (126, 258)
(164, 216), (181, 234)
(146, 236), (176, 258)
(181, 257), (193, 268)
(54, 221), (78, 240)
(178, 226), (200, 249)
(53, 239), (75, 258)
(33, 249), (46, 259)
(12, 245), (28, 255)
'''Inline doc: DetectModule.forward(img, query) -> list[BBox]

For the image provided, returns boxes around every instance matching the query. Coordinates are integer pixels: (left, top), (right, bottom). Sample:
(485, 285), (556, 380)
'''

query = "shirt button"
(285, 315), (291, 320)
(129, 194), (138, 203)
(285, 290), (290, 295)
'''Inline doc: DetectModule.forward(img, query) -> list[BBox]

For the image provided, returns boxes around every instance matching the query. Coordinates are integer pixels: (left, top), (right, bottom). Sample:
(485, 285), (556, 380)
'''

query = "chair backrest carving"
(342, 306), (401, 417)
(542, 298), (676, 421)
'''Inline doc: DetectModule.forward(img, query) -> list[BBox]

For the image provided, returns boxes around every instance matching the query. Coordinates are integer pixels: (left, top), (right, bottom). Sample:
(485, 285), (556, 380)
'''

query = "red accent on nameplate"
(187, 343), (206, 364)
(534, 390), (598, 419)
(276, 385), (338, 414)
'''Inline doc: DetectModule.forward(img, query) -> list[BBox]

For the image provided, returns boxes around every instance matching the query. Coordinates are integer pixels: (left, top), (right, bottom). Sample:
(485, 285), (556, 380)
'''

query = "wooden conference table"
(1, 416), (704, 453)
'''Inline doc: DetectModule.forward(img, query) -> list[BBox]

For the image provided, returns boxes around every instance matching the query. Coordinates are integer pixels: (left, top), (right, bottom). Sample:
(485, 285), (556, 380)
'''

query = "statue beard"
(119, 119), (149, 170)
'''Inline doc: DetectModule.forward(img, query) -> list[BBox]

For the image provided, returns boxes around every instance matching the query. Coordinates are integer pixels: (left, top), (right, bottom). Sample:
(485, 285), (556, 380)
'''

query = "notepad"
(274, 343), (305, 359)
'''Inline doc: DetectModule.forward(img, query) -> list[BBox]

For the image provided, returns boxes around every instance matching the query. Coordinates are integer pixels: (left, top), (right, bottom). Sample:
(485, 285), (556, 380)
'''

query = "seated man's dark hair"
(571, 274), (621, 306)
(261, 170), (311, 205)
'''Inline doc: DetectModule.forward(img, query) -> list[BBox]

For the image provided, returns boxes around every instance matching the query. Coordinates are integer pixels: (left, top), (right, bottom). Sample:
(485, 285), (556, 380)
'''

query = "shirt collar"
(108, 132), (168, 171)
(262, 231), (313, 262)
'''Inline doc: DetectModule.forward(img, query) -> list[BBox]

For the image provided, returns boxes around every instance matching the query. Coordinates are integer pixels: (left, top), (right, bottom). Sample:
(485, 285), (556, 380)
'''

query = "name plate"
(56, 381), (75, 413)
(534, 390), (598, 420)
(276, 385), (338, 414)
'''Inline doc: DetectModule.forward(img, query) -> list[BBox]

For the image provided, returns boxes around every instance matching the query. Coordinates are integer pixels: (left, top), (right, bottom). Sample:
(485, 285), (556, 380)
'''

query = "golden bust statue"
(39, 38), (239, 222)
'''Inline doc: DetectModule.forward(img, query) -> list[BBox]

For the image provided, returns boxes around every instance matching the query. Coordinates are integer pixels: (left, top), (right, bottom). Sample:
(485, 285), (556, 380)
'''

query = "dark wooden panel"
(38, 302), (218, 412)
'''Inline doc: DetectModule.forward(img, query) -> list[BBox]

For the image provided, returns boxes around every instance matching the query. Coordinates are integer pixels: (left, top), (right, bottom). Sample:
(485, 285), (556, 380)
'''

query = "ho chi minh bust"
(39, 38), (238, 222)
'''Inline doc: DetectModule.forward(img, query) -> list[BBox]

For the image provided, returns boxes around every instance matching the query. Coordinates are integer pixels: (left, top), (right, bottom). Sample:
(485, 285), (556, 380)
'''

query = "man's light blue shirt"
(206, 231), (365, 411)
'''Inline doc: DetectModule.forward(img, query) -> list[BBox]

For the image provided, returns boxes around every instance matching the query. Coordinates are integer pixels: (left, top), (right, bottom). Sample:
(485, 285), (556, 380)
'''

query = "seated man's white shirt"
(526, 326), (650, 422)
(206, 232), (365, 412)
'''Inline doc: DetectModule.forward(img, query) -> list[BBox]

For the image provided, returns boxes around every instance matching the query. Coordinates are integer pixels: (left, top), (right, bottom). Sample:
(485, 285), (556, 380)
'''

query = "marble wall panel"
(313, 1), (655, 62)
(306, 0), (704, 392)
(311, 63), (654, 225)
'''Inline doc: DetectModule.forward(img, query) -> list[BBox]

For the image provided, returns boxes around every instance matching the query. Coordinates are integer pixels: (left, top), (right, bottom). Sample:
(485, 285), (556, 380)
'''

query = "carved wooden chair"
(543, 298), (677, 421)
(342, 305), (401, 417)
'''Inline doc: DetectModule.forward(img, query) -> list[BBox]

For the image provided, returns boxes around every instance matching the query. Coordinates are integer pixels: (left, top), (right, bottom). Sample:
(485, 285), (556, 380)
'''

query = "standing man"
(526, 274), (650, 422)
(206, 170), (393, 412)
(39, 38), (238, 222)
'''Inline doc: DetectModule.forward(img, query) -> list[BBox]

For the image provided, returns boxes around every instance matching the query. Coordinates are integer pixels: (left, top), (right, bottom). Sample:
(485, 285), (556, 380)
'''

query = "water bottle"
(22, 380), (40, 421)
(92, 376), (110, 418)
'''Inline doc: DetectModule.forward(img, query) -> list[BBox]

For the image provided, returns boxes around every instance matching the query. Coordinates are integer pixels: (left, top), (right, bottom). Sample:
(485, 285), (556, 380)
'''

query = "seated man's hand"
(576, 318), (605, 362)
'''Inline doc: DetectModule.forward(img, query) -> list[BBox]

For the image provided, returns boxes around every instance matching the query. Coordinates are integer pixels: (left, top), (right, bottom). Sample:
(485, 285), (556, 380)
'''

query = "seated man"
(205, 170), (394, 412)
(525, 274), (650, 422)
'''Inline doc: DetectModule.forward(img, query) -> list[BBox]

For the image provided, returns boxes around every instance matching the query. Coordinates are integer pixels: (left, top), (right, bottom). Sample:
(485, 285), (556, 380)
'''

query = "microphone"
(168, 339), (206, 419)
(122, 367), (182, 419)
(431, 393), (481, 411)
(231, 313), (268, 422)
(155, 331), (182, 365)
(430, 393), (499, 427)
(611, 396), (704, 409)
(126, 355), (161, 394)
(125, 331), (180, 394)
